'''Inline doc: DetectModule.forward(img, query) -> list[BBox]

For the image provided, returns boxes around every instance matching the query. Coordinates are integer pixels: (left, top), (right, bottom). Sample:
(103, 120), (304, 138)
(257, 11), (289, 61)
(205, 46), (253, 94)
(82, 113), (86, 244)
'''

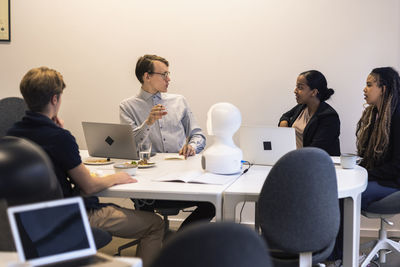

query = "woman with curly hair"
(357, 67), (400, 209)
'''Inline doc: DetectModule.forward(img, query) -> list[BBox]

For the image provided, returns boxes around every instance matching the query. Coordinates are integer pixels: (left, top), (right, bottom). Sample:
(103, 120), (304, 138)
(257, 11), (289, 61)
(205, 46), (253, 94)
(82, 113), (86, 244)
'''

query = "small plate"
(83, 157), (114, 165)
(138, 162), (156, 169)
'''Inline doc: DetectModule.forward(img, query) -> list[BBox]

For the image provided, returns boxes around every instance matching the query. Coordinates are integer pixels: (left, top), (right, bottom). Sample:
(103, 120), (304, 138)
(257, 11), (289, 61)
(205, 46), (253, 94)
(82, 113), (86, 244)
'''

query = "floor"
(359, 237), (400, 267)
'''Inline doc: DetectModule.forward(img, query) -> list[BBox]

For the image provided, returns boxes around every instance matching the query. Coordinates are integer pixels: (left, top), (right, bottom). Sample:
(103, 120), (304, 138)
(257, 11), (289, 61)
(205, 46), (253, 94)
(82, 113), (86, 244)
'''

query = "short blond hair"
(20, 67), (66, 112)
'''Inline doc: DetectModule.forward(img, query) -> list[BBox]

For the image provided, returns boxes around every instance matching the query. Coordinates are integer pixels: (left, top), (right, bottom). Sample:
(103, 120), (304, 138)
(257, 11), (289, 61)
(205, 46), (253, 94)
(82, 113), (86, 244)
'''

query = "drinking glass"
(139, 140), (152, 162)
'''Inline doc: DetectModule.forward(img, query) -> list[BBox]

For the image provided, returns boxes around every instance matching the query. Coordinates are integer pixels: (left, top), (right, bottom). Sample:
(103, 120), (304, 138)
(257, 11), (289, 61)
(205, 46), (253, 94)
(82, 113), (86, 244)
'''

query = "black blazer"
(279, 102), (341, 156)
(366, 105), (400, 187)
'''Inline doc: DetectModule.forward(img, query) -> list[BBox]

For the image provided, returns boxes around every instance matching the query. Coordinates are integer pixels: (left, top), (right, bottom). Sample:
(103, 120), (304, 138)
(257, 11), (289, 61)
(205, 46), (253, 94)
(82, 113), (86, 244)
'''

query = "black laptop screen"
(13, 203), (90, 260)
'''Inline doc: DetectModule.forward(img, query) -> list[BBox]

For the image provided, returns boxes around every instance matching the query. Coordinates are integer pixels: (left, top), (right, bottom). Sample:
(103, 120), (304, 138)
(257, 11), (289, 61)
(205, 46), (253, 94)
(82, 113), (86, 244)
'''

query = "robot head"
(207, 102), (241, 138)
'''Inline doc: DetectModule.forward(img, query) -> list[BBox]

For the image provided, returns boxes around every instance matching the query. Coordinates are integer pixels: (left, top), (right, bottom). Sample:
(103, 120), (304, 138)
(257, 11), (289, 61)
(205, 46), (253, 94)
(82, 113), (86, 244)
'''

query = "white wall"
(1, 0), (399, 152)
(1, 0), (400, 233)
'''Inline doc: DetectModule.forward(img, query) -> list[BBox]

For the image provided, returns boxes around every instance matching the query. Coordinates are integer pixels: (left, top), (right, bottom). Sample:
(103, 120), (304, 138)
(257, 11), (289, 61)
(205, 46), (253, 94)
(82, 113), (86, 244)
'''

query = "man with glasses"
(120, 54), (205, 158)
(119, 54), (214, 230)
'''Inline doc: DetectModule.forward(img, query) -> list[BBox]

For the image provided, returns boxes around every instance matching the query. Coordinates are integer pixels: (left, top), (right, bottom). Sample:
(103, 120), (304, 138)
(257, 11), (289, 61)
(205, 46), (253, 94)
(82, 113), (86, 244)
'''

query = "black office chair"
(0, 97), (27, 138)
(258, 147), (340, 267)
(150, 222), (273, 267)
(360, 191), (400, 267)
(0, 136), (62, 206)
(0, 136), (63, 251)
(0, 137), (112, 250)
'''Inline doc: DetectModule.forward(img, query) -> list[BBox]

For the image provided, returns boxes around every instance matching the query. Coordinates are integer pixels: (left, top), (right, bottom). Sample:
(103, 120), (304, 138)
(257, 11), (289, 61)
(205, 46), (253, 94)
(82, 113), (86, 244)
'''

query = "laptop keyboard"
(44, 255), (109, 266)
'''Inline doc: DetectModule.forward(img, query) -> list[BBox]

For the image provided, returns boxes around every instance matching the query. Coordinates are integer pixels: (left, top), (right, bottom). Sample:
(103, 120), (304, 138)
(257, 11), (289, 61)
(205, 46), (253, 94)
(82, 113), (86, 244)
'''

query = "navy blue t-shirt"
(7, 111), (100, 209)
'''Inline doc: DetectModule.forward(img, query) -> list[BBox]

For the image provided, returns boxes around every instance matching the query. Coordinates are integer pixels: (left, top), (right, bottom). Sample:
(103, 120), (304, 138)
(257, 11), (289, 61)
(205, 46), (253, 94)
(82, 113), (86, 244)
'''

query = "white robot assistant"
(201, 102), (243, 174)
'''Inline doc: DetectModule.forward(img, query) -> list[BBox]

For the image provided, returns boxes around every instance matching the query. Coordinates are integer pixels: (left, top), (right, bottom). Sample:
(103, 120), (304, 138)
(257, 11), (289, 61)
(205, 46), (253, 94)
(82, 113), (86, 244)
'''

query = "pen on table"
(183, 120), (191, 159)
(184, 136), (190, 159)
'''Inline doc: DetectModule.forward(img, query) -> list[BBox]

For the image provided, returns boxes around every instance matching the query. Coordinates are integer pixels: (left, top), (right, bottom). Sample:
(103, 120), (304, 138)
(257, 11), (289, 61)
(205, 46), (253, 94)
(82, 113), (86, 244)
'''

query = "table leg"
(255, 201), (260, 232)
(222, 196), (239, 222)
(342, 195), (361, 267)
(214, 198), (223, 222)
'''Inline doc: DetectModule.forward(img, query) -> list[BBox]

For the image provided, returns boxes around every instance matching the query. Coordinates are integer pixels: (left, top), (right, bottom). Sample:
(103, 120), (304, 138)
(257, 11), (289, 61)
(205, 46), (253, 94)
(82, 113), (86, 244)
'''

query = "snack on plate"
(83, 157), (114, 165)
(138, 159), (148, 165)
(86, 158), (109, 163)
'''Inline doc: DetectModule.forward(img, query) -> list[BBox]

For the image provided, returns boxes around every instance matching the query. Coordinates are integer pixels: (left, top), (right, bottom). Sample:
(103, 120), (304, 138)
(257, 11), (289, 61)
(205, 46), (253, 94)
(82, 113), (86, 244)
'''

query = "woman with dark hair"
(279, 70), (341, 156)
(357, 67), (400, 209)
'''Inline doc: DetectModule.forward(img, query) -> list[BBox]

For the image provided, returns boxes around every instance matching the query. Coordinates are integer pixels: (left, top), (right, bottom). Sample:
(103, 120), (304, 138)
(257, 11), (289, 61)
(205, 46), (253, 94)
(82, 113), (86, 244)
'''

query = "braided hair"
(356, 67), (400, 169)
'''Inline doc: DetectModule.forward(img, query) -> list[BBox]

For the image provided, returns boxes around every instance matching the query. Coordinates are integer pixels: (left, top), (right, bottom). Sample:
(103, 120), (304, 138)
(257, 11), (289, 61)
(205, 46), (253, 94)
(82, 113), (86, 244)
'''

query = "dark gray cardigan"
(279, 102), (341, 156)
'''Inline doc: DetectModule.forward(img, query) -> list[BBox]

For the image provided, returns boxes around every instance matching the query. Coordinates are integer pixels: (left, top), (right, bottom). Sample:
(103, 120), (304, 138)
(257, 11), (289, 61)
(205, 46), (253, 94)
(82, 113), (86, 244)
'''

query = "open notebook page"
(152, 170), (240, 185)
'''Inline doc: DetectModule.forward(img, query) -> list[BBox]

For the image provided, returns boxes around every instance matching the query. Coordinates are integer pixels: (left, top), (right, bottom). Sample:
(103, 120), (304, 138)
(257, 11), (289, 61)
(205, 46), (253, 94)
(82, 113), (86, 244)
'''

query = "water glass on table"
(139, 140), (152, 162)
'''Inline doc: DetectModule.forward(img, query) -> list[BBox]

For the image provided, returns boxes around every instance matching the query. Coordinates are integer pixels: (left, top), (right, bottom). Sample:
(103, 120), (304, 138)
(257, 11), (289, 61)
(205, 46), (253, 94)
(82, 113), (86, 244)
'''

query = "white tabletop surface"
(224, 163), (368, 199)
(81, 150), (239, 220)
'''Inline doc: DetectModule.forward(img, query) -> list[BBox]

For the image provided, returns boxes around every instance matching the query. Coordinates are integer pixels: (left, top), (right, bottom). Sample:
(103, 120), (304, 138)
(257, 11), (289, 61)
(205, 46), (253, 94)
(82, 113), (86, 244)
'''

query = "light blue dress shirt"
(119, 89), (206, 153)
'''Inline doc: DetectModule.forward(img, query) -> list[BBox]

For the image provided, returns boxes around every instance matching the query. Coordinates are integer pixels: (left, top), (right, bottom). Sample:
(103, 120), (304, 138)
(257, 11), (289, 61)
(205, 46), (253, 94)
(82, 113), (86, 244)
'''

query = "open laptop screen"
(15, 203), (89, 259)
(8, 197), (96, 266)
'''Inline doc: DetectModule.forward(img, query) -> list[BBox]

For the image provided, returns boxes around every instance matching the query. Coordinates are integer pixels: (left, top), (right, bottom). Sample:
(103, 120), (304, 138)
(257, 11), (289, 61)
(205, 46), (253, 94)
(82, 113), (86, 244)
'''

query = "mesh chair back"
(258, 147), (340, 253)
(150, 222), (272, 267)
(0, 97), (27, 138)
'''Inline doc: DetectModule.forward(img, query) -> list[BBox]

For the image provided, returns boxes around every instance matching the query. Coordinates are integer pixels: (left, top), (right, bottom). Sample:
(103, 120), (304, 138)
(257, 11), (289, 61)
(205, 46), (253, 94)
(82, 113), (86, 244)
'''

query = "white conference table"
(223, 163), (368, 267)
(82, 150), (237, 221)
(84, 150), (367, 267)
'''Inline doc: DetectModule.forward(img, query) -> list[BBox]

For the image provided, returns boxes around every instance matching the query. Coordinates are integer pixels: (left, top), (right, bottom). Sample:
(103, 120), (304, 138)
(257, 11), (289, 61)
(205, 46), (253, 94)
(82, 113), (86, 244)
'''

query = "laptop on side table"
(7, 197), (139, 267)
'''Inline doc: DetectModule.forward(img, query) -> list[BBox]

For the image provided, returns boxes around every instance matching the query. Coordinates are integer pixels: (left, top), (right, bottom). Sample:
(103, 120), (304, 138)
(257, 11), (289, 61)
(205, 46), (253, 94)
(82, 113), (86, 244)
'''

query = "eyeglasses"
(149, 71), (170, 80)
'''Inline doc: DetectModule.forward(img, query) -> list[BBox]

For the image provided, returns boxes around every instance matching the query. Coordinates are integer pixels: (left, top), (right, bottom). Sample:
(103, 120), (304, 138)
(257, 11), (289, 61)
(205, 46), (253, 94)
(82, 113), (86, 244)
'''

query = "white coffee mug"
(340, 153), (361, 169)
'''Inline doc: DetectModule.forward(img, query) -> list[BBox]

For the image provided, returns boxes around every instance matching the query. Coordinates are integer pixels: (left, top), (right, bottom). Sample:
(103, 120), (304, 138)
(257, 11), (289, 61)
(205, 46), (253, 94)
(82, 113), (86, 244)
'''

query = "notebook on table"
(7, 197), (132, 267)
(82, 122), (139, 160)
(239, 126), (296, 165)
(152, 170), (241, 185)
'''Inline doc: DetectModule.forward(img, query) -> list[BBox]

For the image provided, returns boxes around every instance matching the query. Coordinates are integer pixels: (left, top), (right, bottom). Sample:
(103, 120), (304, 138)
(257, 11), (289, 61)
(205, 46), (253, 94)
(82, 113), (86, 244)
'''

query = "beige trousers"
(88, 205), (164, 267)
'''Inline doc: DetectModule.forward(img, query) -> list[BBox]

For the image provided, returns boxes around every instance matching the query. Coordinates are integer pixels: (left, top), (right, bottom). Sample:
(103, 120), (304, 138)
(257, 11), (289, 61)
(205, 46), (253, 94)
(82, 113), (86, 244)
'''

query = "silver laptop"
(239, 126), (296, 165)
(82, 122), (139, 160)
(7, 197), (132, 267)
